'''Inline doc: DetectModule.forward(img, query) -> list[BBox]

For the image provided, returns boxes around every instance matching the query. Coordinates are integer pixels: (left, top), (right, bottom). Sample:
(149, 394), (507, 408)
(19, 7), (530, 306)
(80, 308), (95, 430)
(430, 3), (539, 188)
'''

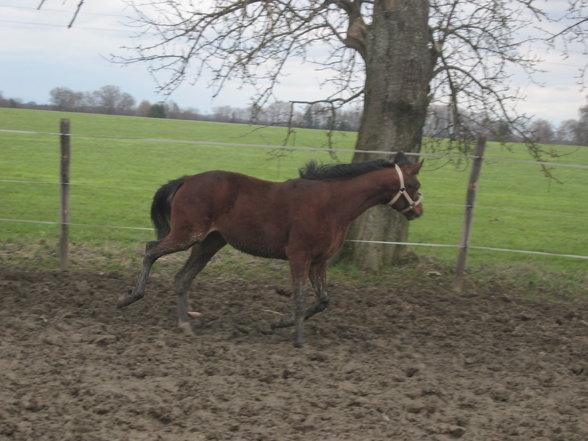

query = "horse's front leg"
(284, 254), (310, 347)
(304, 262), (329, 320)
(292, 277), (308, 347)
(271, 287), (307, 346)
(174, 234), (226, 334)
(272, 261), (329, 329)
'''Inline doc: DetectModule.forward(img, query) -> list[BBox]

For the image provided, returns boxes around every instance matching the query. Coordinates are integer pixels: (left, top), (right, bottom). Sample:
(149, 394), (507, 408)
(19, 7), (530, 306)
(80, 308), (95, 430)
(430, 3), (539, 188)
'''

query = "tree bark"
(340, 0), (433, 271)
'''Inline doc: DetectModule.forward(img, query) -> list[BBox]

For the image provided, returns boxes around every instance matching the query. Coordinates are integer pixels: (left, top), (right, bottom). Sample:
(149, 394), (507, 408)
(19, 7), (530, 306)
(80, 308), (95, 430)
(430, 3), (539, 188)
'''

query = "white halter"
(387, 164), (423, 214)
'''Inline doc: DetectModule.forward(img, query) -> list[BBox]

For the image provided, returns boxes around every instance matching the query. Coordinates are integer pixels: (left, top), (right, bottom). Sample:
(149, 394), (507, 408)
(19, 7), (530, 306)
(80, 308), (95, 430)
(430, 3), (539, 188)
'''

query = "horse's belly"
(221, 229), (287, 260)
(231, 241), (287, 260)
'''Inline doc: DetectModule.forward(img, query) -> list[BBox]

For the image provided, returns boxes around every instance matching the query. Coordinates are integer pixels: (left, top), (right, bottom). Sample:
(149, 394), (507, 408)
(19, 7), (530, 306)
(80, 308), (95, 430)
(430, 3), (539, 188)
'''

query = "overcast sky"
(0, 0), (585, 125)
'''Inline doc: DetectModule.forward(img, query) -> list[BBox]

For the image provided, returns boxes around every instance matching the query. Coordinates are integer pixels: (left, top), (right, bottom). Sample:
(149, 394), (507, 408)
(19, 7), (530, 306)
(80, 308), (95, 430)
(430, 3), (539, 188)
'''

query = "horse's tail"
(150, 177), (185, 240)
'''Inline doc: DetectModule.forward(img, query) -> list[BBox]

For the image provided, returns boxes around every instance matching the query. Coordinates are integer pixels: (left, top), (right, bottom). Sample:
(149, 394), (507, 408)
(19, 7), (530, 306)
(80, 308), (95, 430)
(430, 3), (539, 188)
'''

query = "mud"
(1, 267), (587, 440)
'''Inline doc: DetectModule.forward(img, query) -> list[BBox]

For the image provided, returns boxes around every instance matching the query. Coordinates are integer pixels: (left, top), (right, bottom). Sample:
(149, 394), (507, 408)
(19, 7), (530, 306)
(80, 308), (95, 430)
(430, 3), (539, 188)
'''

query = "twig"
(68, 0), (85, 29)
(546, 18), (588, 41)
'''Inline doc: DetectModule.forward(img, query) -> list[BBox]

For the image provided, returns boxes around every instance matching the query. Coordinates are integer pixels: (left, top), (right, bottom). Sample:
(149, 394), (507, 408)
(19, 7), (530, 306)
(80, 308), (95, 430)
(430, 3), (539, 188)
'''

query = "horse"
(117, 151), (424, 347)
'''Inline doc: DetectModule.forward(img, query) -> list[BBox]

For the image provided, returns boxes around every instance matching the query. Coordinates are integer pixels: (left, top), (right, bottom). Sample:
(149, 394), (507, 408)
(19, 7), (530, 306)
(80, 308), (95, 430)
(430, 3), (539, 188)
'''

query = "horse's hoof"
(178, 321), (196, 336)
(293, 338), (306, 348)
(117, 292), (141, 308)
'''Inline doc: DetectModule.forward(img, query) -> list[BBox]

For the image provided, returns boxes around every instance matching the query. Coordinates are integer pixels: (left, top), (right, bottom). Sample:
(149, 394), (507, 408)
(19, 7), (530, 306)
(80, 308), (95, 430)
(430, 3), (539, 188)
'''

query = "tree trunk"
(341, 0), (433, 271)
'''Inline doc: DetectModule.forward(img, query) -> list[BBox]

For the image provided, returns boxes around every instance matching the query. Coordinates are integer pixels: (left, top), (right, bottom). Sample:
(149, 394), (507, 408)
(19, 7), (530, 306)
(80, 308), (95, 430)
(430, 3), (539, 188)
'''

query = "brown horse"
(118, 151), (423, 346)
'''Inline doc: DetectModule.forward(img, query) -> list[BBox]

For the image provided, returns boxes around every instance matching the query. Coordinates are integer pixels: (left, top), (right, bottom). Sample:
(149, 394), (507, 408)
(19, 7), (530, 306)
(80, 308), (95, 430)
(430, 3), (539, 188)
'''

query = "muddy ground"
(1, 265), (587, 441)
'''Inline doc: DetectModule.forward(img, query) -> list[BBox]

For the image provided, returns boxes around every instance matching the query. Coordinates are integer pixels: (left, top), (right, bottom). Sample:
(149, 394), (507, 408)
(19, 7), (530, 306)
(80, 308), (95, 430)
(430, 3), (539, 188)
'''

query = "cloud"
(0, 0), (585, 123)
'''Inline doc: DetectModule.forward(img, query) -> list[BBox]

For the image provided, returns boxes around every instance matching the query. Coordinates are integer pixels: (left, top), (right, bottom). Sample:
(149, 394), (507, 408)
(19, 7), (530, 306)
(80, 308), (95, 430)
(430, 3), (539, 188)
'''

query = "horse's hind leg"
(118, 240), (162, 308)
(175, 232), (226, 333)
(118, 234), (194, 308)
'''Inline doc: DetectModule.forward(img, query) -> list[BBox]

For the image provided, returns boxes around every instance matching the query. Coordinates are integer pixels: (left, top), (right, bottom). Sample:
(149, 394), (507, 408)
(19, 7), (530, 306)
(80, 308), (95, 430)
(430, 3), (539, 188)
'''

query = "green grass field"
(1, 107), (587, 286)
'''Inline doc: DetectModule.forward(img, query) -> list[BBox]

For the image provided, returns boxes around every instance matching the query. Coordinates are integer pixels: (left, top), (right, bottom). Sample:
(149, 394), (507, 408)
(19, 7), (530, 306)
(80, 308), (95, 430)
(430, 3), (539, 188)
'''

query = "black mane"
(298, 159), (394, 181)
(298, 151), (413, 181)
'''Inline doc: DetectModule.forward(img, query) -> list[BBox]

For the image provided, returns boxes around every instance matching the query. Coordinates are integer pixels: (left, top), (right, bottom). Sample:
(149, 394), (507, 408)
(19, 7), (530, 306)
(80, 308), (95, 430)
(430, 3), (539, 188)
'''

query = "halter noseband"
(387, 164), (423, 214)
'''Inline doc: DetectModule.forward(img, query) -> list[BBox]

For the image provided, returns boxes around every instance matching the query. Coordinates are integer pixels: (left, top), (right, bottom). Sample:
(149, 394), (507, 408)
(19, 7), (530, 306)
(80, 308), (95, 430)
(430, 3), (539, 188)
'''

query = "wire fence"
(1, 124), (587, 276)
(3, 128), (588, 169)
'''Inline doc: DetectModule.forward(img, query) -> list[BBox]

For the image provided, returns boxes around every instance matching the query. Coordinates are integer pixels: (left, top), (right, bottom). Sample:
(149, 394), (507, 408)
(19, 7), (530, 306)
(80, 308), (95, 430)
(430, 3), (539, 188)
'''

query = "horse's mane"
(299, 158), (396, 181)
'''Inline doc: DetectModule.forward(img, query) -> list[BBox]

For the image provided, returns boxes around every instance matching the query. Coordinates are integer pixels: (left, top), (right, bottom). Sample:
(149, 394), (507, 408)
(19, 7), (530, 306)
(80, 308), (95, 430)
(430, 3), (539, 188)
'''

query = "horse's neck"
(335, 169), (396, 221)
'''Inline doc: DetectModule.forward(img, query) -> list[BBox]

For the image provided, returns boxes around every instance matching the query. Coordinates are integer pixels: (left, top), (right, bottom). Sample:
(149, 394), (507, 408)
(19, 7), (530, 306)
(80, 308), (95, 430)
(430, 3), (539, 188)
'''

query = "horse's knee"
(293, 291), (307, 317)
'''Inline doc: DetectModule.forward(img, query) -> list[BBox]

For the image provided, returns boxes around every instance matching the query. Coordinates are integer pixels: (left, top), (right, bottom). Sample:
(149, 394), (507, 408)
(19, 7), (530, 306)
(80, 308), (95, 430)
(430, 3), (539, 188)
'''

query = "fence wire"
(1, 127), (587, 261)
(2, 128), (587, 169)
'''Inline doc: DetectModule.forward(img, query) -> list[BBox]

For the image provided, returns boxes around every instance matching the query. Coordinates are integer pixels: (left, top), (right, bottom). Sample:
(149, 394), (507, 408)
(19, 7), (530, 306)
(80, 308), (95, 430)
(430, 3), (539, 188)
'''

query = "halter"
(387, 164), (423, 214)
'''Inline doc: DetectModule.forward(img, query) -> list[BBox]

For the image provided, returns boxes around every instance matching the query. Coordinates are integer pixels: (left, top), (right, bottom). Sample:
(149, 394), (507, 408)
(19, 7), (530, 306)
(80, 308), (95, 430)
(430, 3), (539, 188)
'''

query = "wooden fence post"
(453, 136), (486, 292)
(59, 119), (71, 269)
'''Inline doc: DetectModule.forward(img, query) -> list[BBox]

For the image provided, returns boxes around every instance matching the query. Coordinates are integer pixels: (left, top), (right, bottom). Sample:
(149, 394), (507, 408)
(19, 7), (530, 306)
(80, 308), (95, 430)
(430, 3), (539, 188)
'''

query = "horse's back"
(180, 170), (279, 205)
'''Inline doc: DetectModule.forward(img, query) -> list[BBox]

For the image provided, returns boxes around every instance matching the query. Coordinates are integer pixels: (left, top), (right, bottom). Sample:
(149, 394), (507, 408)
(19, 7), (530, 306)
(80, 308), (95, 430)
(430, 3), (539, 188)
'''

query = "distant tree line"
(424, 99), (588, 146)
(1, 86), (586, 146)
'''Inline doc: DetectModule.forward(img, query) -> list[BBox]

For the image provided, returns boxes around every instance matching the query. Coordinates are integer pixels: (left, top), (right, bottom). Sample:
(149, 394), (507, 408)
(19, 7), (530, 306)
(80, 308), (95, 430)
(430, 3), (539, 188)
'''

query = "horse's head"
(387, 152), (423, 220)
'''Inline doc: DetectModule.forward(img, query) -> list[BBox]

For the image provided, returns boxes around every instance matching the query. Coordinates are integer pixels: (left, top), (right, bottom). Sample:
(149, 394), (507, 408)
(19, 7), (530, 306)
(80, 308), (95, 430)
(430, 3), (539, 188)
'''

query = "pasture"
(1, 108), (587, 440)
(1, 107), (586, 282)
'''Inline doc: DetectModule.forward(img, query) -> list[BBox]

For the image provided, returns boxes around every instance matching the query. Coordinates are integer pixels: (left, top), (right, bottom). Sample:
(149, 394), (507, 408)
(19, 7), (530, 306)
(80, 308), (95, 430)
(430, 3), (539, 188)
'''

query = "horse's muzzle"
(405, 205), (423, 220)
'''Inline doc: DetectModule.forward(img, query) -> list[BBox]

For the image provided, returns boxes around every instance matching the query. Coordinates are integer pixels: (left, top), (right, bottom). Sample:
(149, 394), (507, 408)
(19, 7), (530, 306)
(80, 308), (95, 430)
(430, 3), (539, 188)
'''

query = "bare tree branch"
(68, 0), (86, 29)
(37, 0), (85, 28)
(282, 89), (364, 153)
(547, 17), (588, 41)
